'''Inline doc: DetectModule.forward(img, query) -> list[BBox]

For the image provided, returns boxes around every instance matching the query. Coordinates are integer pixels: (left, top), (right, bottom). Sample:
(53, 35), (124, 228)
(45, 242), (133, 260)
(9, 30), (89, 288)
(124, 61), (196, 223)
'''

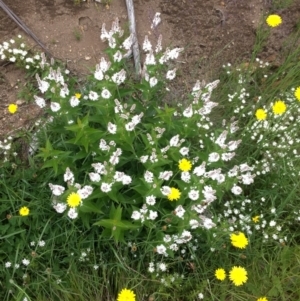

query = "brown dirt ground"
(0, 0), (300, 138)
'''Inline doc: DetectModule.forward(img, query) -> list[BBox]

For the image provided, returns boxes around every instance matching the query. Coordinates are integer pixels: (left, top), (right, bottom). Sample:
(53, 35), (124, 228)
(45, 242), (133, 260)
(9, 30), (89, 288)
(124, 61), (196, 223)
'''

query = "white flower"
(158, 171), (173, 181)
(68, 208), (78, 219)
(222, 152), (235, 161)
(240, 172), (254, 185)
(208, 152), (220, 163)
(94, 69), (104, 81)
(89, 91), (99, 101)
(99, 57), (110, 72)
(131, 210), (141, 220)
(92, 162), (106, 174)
(190, 219), (200, 229)
(5, 262), (11, 268)
(179, 147), (189, 156)
(101, 182), (112, 193)
(198, 293), (204, 299)
(169, 243), (178, 251)
(156, 244), (167, 255)
(183, 105), (193, 118)
(125, 122), (135, 131)
(93, 265), (99, 270)
(38, 240), (46, 247)
(148, 263), (155, 273)
(170, 135), (179, 147)
(89, 172), (101, 182)
(122, 175), (132, 185)
(269, 220), (276, 227)
(202, 217), (216, 229)
(99, 139), (110, 151)
(107, 122), (117, 134)
(166, 68), (176, 80)
(113, 50), (123, 62)
(53, 202), (67, 213)
(175, 205), (185, 219)
(101, 88), (112, 99)
(151, 12), (161, 29)
(122, 33), (134, 50)
(30, 241), (35, 246)
(70, 96), (80, 107)
(148, 210), (158, 220)
(112, 69), (126, 85)
(145, 51), (156, 65)
(193, 162), (206, 176)
(49, 183), (65, 196)
(181, 171), (191, 183)
(167, 47), (184, 60)
(143, 35), (152, 52)
(161, 186), (171, 196)
(144, 171), (154, 183)
(64, 167), (74, 183)
(34, 95), (46, 108)
(158, 263), (167, 271)
(50, 102), (61, 112)
(78, 185), (93, 199)
(38, 80), (50, 93)
(146, 195), (156, 205)
(202, 185), (217, 203)
(140, 155), (149, 163)
(231, 185), (243, 195)
(188, 189), (199, 201)
(149, 77), (158, 87)
(22, 258), (30, 266)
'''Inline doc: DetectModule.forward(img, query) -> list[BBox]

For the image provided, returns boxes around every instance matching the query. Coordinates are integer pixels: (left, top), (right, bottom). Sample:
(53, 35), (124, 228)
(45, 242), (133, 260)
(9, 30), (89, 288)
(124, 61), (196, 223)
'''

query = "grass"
(1, 4), (300, 301)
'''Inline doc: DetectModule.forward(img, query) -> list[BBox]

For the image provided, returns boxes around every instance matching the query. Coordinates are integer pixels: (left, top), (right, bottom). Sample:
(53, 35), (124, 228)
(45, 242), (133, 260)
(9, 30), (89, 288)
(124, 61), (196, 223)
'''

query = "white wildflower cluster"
(155, 230), (193, 256)
(0, 36), (42, 70)
(100, 17), (124, 49)
(78, 248), (91, 262)
(114, 99), (144, 132)
(217, 197), (287, 243)
(247, 89), (300, 176)
(49, 167), (93, 219)
(141, 26), (184, 84)
(0, 136), (14, 163)
(131, 196), (158, 223)
(30, 240), (46, 247)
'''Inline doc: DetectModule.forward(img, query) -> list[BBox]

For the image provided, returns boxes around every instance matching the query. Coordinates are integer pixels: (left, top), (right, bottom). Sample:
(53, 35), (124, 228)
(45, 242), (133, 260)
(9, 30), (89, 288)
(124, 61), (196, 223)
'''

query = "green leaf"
(94, 219), (139, 230)
(80, 201), (103, 214)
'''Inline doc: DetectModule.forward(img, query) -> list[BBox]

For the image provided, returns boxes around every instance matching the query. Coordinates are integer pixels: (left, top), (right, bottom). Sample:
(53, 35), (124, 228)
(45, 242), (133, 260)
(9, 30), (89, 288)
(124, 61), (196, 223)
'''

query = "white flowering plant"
(0, 19), (259, 256)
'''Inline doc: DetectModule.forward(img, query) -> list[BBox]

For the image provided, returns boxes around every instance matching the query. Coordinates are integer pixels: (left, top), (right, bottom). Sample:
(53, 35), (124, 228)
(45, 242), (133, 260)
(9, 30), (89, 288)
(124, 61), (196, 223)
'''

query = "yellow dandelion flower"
(215, 268), (226, 281)
(229, 266), (248, 286)
(230, 232), (249, 249)
(8, 104), (18, 114)
(167, 187), (181, 201)
(255, 108), (267, 121)
(75, 93), (82, 99)
(252, 215), (260, 223)
(272, 100), (286, 115)
(67, 192), (81, 207)
(178, 158), (192, 172)
(117, 288), (136, 301)
(294, 86), (300, 101)
(257, 297), (268, 301)
(19, 206), (30, 216)
(266, 14), (282, 27)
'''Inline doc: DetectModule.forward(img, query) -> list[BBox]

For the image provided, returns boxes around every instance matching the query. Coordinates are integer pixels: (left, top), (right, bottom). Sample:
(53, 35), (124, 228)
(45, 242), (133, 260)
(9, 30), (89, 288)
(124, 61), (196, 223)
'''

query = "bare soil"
(0, 0), (300, 137)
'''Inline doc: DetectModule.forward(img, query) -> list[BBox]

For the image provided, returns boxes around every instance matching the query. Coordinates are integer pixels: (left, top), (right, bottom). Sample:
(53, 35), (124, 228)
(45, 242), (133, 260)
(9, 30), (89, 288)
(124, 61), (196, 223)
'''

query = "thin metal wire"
(0, 0), (53, 57)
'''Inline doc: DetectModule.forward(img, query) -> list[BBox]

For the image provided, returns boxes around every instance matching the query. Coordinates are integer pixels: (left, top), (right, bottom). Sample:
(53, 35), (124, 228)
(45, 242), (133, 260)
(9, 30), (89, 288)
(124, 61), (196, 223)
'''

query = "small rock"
(85, 56), (91, 60)
(16, 100), (25, 105)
